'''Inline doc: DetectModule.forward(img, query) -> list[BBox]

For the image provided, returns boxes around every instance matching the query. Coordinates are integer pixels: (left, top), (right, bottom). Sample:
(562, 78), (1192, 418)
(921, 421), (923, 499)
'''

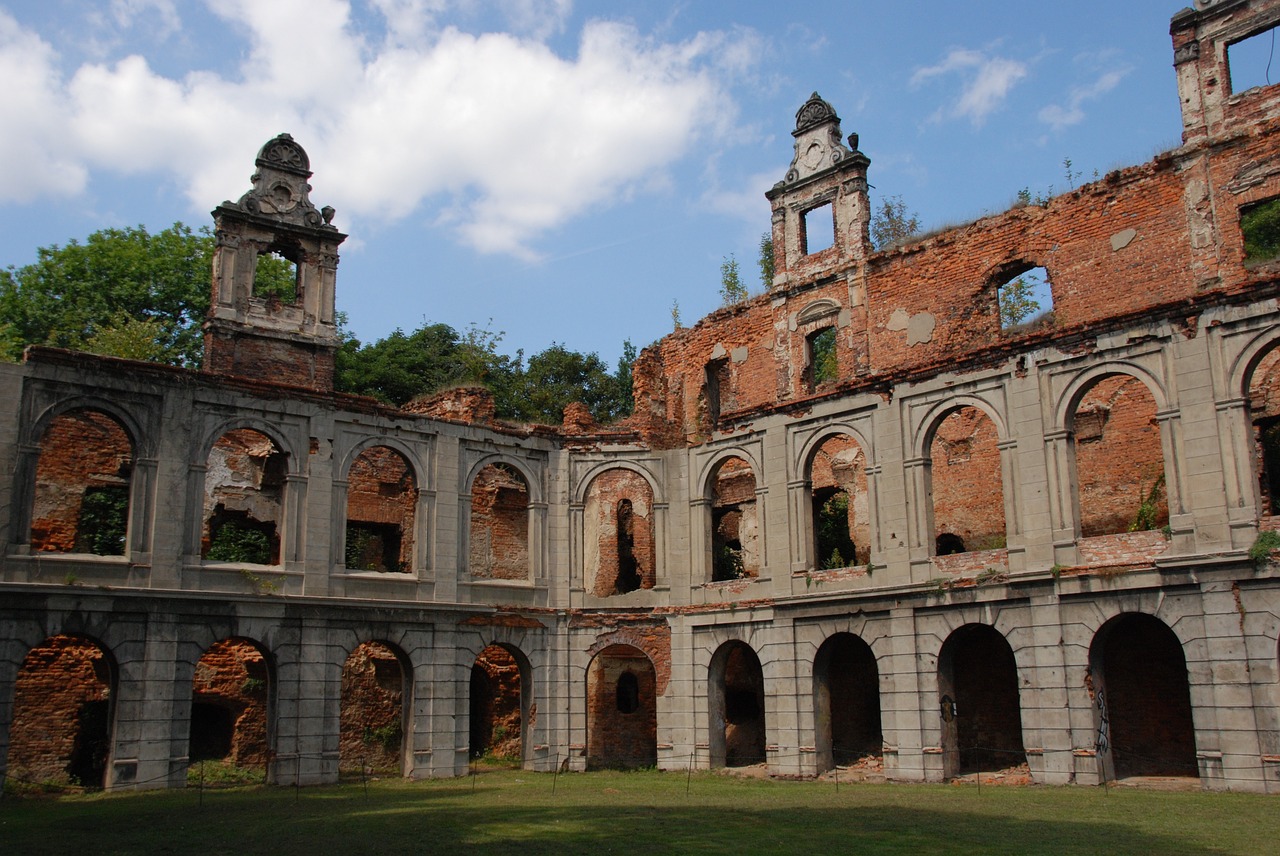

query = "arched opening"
(584, 469), (656, 597)
(708, 457), (759, 581)
(813, 633), (881, 774)
(1246, 346), (1280, 517)
(929, 407), (1005, 555)
(345, 447), (416, 573)
(7, 635), (115, 789)
(709, 641), (766, 768)
(469, 464), (529, 580)
(188, 638), (271, 784)
(340, 641), (408, 777)
(586, 644), (657, 769)
(469, 644), (528, 765)
(1072, 374), (1167, 537)
(31, 409), (133, 555)
(1090, 613), (1197, 780)
(807, 434), (868, 569)
(937, 624), (1025, 779)
(202, 429), (287, 565)
(996, 264), (1054, 332)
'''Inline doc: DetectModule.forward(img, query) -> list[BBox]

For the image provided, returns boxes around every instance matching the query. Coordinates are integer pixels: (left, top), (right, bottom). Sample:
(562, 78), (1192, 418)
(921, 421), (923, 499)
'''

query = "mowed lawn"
(2, 769), (1277, 856)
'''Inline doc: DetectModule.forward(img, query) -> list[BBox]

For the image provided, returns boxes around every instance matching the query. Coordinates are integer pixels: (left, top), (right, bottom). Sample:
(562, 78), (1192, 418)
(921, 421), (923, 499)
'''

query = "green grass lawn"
(2, 769), (1277, 855)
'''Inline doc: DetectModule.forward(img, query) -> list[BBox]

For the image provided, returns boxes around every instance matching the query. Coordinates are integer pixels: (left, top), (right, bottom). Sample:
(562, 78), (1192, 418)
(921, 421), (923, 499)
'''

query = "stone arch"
(705, 455), (760, 581)
(198, 418), (302, 474)
(188, 637), (274, 781)
(708, 640), (766, 768)
(572, 460), (664, 505)
(1239, 338), (1280, 516)
(339, 640), (410, 776)
(464, 454), (542, 504)
(29, 408), (135, 556)
(583, 469), (656, 596)
(586, 644), (658, 769)
(1089, 613), (1197, 780)
(914, 394), (1008, 458)
(924, 404), (1006, 556)
(805, 432), (870, 568)
(201, 428), (290, 566)
(937, 623), (1025, 779)
(469, 643), (532, 764)
(1066, 371), (1168, 537)
(1054, 361), (1170, 430)
(813, 632), (881, 774)
(6, 634), (116, 789)
(343, 446), (418, 573)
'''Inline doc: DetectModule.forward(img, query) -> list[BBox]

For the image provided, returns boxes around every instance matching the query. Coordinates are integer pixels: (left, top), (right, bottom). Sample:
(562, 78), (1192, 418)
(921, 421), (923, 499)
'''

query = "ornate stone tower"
(765, 93), (871, 291)
(203, 134), (346, 391)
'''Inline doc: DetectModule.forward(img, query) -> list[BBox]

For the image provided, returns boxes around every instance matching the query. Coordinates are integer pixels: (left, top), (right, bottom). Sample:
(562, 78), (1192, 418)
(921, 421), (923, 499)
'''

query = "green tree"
(869, 195), (920, 250)
(720, 254), (747, 306)
(496, 343), (631, 425)
(335, 321), (472, 406)
(758, 233), (774, 289)
(0, 224), (214, 366)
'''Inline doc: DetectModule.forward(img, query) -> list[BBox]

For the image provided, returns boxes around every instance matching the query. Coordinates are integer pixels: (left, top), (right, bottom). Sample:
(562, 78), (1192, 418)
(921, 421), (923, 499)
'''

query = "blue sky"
(0, 1), (1205, 365)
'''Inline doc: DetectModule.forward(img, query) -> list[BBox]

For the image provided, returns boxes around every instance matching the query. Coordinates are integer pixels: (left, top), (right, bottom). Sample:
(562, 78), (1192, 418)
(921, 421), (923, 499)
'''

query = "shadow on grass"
(0, 775), (1264, 856)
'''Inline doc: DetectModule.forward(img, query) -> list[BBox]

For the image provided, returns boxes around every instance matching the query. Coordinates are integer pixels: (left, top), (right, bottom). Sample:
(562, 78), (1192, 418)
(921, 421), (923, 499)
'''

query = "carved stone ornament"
(794, 92), (839, 136)
(1174, 40), (1200, 66)
(224, 133), (338, 231)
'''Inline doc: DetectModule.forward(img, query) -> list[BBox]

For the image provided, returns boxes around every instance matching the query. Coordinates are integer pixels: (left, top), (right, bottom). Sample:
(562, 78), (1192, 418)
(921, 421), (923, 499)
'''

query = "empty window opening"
(340, 641), (406, 776)
(1241, 196), (1280, 265)
(1091, 614), (1197, 779)
(808, 434), (869, 569)
(1072, 375), (1167, 537)
(710, 457), (759, 581)
(345, 446), (416, 572)
(469, 645), (525, 763)
(8, 635), (114, 789)
(31, 408), (133, 555)
(998, 266), (1053, 331)
(587, 645), (657, 769)
(710, 642), (766, 768)
(929, 407), (1005, 555)
(802, 203), (835, 255)
(584, 469), (656, 597)
(937, 624), (1025, 778)
(813, 633), (882, 773)
(189, 638), (270, 783)
(202, 429), (286, 565)
(469, 463), (529, 580)
(254, 248), (299, 304)
(807, 326), (839, 390)
(1228, 25), (1280, 94)
(1249, 347), (1280, 516)
(705, 357), (731, 425)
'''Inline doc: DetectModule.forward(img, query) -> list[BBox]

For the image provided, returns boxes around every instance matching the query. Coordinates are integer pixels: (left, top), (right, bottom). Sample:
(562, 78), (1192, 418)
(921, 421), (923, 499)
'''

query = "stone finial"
(223, 133), (337, 231)
(777, 92), (864, 187)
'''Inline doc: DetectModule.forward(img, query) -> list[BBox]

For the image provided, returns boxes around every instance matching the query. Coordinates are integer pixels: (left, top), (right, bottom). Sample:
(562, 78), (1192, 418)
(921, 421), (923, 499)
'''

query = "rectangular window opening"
(802, 203), (834, 255)
(1242, 196), (1280, 264)
(998, 266), (1054, 331)
(807, 327), (838, 389)
(1229, 25), (1280, 95)
(706, 358), (730, 424)
(254, 249), (300, 304)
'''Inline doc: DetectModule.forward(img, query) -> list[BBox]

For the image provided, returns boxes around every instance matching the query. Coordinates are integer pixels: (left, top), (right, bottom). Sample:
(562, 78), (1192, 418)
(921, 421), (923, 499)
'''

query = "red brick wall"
(586, 645), (657, 769)
(30, 410), (132, 553)
(810, 434), (870, 564)
(711, 457), (759, 579)
(469, 465), (529, 580)
(469, 645), (522, 759)
(346, 447), (416, 571)
(8, 636), (112, 786)
(339, 641), (404, 773)
(1074, 375), (1167, 537)
(930, 407), (1005, 552)
(202, 429), (285, 560)
(585, 469), (655, 597)
(203, 329), (335, 393)
(191, 639), (270, 767)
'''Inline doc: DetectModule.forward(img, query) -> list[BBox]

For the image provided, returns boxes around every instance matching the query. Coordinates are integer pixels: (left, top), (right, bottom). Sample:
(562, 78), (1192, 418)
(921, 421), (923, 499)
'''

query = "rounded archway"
(339, 641), (409, 776)
(813, 633), (881, 773)
(708, 641), (766, 768)
(469, 644), (530, 764)
(586, 644), (657, 769)
(188, 638), (273, 783)
(937, 624), (1025, 778)
(7, 634), (116, 789)
(1090, 613), (1197, 779)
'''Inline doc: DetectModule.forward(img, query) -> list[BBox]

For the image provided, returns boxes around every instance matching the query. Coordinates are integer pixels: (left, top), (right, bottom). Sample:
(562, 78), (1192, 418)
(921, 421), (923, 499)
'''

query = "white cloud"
(0, 0), (747, 258)
(911, 48), (1027, 127)
(1038, 65), (1130, 131)
(110, 0), (181, 38)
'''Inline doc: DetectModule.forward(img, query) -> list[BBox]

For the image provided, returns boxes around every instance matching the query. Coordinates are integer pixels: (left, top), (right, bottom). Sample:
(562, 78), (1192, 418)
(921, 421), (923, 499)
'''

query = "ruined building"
(7, 0), (1280, 793)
